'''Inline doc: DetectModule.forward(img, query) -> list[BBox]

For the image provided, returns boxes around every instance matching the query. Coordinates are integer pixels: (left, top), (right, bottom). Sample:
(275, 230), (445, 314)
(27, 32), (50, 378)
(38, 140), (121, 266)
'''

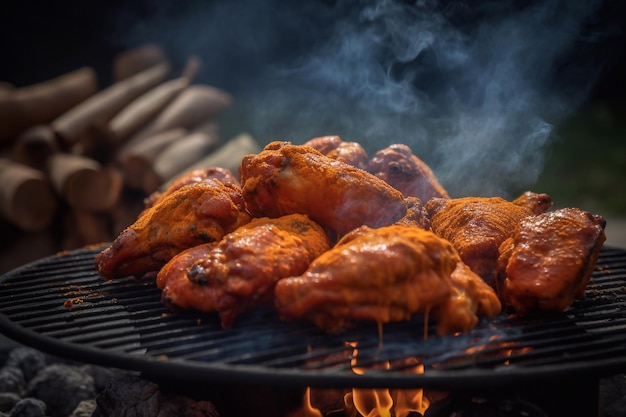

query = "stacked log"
(0, 44), (260, 272)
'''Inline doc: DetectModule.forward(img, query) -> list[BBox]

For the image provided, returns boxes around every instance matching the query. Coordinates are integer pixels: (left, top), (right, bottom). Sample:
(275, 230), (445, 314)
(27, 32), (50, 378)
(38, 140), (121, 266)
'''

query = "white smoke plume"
(112, 0), (611, 197)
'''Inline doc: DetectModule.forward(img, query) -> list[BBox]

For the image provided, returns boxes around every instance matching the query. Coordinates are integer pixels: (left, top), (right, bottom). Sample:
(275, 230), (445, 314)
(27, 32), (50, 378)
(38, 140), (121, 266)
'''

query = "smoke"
(109, 0), (610, 197)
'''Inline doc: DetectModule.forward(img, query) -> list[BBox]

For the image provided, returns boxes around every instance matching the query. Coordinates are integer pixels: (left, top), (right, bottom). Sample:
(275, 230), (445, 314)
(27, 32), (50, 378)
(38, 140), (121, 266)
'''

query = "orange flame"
(392, 359), (430, 417)
(345, 342), (429, 417)
(287, 386), (324, 417)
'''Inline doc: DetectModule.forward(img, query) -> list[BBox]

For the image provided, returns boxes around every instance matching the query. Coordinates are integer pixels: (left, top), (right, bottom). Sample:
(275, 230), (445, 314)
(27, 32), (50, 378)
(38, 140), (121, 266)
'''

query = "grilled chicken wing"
(239, 141), (407, 238)
(95, 179), (251, 279)
(436, 261), (502, 334)
(369, 144), (449, 202)
(497, 208), (606, 315)
(158, 214), (330, 328)
(424, 196), (534, 286)
(303, 135), (369, 171)
(511, 191), (552, 215)
(275, 224), (499, 335)
(154, 242), (219, 310)
(143, 167), (239, 210)
(395, 196), (431, 230)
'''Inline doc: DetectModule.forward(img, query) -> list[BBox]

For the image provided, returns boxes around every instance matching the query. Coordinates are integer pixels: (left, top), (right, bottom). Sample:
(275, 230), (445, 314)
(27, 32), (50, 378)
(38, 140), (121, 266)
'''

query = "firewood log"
(113, 44), (168, 82)
(119, 128), (188, 189)
(0, 158), (58, 232)
(108, 56), (201, 142)
(0, 82), (14, 92)
(121, 84), (231, 150)
(12, 125), (60, 169)
(47, 153), (123, 212)
(62, 209), (113, 248)
(141, 130), (221, 193)
(0, 67), (97, 143)
(161, 132), (261, 191)
(51, 62), (170, 148)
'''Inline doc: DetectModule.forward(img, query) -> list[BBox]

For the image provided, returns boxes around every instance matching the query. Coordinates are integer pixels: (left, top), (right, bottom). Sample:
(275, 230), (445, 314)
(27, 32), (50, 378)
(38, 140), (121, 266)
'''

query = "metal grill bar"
(0, 245), (625, 388)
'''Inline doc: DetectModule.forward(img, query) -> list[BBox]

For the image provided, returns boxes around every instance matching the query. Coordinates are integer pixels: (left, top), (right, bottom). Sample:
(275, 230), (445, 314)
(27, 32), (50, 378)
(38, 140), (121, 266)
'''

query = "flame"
(392, 360), (430, 417)
(287, 386), (324, 417)
(345, 342), (429, 417)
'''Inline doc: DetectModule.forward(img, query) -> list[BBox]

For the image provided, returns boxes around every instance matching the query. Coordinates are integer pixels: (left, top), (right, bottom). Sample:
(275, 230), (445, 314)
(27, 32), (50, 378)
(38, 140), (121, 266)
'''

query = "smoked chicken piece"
(435, 261), (502, 334)
(154, 242), (218, 309)
(303, 135), (369, 171)
(395, 196), (431, 230)
(369, 144), (449, 202)
(275, 224), (497, 335)
(157, 214), (330, 328)
(143, 167), (239, 210)
(497, 208), (606, 315)
(512, 191), (553, 215)
(424, 196), (534, 286)
(95, 179), (251, 279)
(239, 141), (407, 238)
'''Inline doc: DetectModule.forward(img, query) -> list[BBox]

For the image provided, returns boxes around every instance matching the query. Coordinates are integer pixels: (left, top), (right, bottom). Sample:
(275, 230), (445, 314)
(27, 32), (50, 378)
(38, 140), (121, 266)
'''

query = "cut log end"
(11, 178), (59, 232)
(63, 167), (123, 212)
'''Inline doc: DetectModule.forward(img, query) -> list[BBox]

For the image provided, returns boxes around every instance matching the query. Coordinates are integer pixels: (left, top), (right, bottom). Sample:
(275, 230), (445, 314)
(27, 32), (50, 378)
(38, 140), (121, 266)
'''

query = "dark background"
(1, 1), (625, 100)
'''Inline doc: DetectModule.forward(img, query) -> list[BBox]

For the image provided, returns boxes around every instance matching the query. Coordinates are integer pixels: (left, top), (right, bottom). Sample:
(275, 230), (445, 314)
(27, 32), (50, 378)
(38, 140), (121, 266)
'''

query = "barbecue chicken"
(303, 135), (369, 171)
(95, 179), (251, 279)
(395, 196), (431, 230)
(511, 191), (553, 215)
(275, 224), (501, 335)
(497, 208), (606, 314)
(157, 214), (330, 328)
(143, 167), (239, 210)
(239, 141), (407, 238)
(369, 144), (449, 202)
(424, 196), (535, 287)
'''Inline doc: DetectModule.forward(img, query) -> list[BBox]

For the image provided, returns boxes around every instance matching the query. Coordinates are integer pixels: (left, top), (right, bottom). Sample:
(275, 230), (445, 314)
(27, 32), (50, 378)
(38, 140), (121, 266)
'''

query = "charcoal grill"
(0, 244), (625, 392)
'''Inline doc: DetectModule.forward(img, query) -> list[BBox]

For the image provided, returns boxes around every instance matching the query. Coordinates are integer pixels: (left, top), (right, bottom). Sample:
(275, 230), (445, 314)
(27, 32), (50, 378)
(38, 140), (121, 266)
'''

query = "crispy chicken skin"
(511, 191), (553, 215)
(436, 261), (502, 334)
(154, 243), (219, 310)
(157, 214), (330, 328)
(275, 224), (498, 335)
(303, 135), (369, 171)
(95, 179), (251, 279)
(369, 144), (449, 202)
(143, 167), (239, 210)
(395, 196), (431, 230)
(424, 196), (534, 286)
(239, 141), (407, 238)
(497, 208), (606, 315)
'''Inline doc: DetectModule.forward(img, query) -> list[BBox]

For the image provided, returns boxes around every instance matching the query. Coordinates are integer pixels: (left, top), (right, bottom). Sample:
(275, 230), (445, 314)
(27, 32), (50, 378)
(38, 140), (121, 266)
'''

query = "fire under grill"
(0, 244), (625, 391)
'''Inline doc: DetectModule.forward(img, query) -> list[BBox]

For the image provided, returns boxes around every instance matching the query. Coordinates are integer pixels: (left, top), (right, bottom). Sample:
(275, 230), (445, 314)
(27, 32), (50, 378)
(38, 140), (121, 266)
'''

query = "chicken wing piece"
(435, 261), (502, 335)
(158, 214), (330, 328)
(303, 135), (369, 171)
(143, 167), (239, 210)
(395, 197), (431, 230)
(275, 224), (491, 335)
(424, 196), (534, 286)
(155, 242), (219, 311)
(511, 191), (552, 215)
(497, 208), (606, 315)
(95, 179), (251, 279)
(239, 141), (407, 238)
(369, 144), (449, 202)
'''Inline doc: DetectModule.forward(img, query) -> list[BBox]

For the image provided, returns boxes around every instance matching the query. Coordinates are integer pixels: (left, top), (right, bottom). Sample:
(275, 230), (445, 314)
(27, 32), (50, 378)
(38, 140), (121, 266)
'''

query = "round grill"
(0, 245), (625, 389)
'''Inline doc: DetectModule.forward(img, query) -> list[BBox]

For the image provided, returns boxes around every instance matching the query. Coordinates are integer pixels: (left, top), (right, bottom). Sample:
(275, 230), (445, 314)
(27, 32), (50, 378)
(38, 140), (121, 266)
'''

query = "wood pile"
(0, 44), (260, 268)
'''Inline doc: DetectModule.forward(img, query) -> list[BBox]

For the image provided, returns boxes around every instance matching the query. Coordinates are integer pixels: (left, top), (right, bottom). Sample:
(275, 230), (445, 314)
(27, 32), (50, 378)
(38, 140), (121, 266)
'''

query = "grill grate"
(1, 245), (625, 389)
